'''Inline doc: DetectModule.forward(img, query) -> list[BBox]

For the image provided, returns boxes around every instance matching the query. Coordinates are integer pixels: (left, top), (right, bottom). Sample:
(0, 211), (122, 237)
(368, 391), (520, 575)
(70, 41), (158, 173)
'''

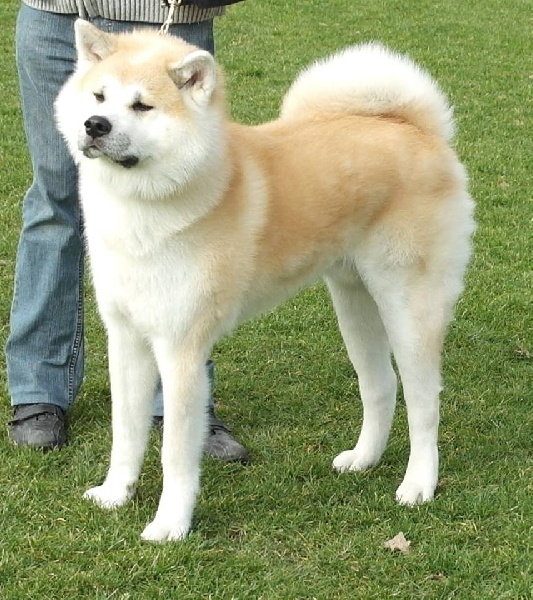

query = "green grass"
(0, 0), (531, 598)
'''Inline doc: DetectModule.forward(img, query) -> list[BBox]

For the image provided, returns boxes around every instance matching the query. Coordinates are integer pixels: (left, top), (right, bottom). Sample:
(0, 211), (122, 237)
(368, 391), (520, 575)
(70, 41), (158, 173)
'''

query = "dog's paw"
(332, 447), (380, 473)
(395, 478), (436, 506)
(396, 448), (438, 505)
(141, 519), (190, 543)
(83, 483), (134, 509)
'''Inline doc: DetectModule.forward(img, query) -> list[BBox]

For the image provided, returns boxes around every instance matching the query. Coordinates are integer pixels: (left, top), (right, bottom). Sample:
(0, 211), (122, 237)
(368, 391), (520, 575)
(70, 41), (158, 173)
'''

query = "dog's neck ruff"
(80, 147), (232, 252)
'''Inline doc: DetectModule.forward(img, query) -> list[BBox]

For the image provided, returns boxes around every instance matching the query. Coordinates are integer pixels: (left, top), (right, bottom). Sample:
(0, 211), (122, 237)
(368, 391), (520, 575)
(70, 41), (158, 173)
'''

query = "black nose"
(84, 115), (112, 138)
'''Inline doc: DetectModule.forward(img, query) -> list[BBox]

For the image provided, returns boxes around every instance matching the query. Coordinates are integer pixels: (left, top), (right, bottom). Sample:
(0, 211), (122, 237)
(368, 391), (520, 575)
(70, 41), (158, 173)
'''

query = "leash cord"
(159, 0), (183, 35)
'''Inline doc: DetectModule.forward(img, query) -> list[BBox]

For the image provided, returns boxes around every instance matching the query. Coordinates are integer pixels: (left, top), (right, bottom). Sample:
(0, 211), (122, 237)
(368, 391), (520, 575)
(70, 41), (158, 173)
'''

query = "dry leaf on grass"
(383, 532), (411, 553)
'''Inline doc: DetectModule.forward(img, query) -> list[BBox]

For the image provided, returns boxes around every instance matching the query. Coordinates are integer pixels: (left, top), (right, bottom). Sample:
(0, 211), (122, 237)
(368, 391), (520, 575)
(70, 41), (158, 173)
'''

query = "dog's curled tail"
(280, 43), (455, 142)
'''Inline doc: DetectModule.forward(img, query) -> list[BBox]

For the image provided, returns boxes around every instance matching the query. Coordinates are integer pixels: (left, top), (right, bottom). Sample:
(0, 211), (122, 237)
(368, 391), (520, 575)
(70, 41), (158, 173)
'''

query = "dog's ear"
(168, 50), (217, 106)
(74, 19), (117, 65)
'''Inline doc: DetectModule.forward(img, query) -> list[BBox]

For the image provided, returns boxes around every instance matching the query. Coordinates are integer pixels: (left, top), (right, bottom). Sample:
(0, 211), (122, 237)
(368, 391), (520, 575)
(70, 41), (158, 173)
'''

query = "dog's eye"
(132, 101), (153, 112)
(94, 92), (105, 103)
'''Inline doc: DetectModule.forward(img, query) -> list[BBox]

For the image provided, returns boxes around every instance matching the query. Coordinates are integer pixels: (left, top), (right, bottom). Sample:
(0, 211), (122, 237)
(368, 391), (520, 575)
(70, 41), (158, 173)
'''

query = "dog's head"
(55, 21), (225, 194)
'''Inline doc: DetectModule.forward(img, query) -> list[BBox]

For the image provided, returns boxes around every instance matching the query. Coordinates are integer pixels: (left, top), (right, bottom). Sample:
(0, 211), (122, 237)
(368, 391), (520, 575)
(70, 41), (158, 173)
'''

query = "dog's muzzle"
(81, 115), (139, 168)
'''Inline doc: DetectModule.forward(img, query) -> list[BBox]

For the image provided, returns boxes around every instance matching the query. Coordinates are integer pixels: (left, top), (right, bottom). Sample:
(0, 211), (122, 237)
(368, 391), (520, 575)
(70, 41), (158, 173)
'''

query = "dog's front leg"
(141, 340), (209, 542)
(84, 322), (158, 509)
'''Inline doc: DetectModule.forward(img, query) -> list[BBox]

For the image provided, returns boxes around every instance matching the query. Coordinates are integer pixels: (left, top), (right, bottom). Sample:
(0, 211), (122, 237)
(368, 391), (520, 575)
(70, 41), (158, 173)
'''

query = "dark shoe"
(8, 403), (67, 450)
(152, 409), (249, 464)
(205, 409), (249, 464)
(152, 415), (164, 429)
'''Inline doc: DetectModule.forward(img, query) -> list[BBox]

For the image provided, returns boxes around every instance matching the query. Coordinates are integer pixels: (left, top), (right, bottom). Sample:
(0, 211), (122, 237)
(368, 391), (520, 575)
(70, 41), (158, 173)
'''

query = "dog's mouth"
(81, 141), (139, 169)
(81, 143), (105, 159)
(115, 156), (139, 169)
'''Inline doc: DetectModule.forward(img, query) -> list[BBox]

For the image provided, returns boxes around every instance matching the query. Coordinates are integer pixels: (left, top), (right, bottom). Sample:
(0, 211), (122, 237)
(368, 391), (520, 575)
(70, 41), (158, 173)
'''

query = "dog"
(55, 20), (475, 542)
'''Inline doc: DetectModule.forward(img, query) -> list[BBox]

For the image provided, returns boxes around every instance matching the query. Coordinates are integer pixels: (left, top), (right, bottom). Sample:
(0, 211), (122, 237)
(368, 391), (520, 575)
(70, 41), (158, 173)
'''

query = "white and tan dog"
(56, 20), (475, 542)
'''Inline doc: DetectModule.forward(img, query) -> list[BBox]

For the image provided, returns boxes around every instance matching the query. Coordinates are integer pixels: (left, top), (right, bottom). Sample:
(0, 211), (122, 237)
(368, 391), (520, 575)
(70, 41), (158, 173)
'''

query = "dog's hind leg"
(363, 269), (452, 506)
(325, 266), (398, 473)
(141, 341), (210, 542)
(84, 323), (158, 509)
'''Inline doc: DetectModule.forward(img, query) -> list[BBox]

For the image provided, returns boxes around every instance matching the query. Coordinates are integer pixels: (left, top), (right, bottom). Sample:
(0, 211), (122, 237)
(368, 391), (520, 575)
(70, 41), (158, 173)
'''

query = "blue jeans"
(6, 5), (216, 416)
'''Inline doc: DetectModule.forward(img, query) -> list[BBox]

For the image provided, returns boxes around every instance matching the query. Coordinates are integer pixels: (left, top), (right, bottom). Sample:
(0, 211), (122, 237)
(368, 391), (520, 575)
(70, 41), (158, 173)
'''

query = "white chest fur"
(80, 176), (220, 341)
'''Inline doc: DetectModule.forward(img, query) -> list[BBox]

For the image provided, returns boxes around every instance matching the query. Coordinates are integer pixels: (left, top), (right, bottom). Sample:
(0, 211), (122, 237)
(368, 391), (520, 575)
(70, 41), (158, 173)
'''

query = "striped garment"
(21, 1), (226, 24)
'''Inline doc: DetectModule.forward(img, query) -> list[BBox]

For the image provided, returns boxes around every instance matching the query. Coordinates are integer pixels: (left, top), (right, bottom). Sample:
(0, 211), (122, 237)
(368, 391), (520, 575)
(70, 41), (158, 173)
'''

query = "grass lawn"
(0, 0), (531, 598)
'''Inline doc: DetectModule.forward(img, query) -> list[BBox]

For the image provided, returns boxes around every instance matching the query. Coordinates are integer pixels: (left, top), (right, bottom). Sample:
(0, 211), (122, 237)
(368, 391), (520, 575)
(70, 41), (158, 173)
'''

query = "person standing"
(6, 0), (249, 462)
